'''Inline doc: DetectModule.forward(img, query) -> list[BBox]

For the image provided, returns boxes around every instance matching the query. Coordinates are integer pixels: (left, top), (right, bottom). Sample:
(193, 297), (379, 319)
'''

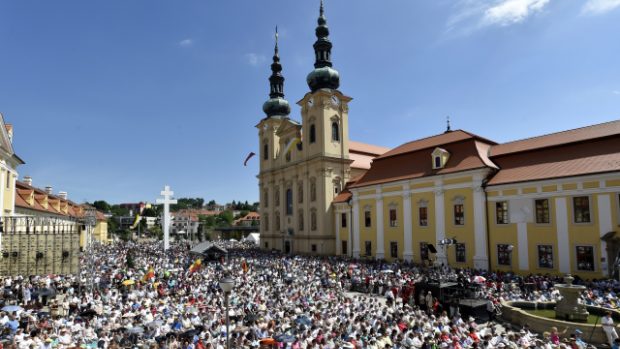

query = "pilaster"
(517, 222), (529, 270)
(598, 194), (612, 277)
(352, 194), (360, 258)
(402, 188), (413, 262)
(375, 191), (385, 260)
(472, 180), (489, 270)
(434, 182), (447, 266)
(555, 197), (570, 273)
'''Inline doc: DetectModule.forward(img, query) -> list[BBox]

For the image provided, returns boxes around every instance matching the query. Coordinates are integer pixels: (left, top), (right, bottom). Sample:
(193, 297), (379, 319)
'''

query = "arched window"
(263, 190), (269, 207)
(310, 124), (316, 144)
(263, 143), (268, 160)
(331, 122), (340, 142)
(298, 183), (303, 203)
(275, 212), (280, 231)
(263, 214), (269, 231)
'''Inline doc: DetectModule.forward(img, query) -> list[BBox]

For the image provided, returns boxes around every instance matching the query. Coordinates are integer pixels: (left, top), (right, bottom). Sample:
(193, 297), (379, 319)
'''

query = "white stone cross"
(156, 185), (177, 251)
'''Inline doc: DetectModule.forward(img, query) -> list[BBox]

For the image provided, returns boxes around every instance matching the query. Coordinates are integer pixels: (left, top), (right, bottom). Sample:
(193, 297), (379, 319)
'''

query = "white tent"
(243, 233), (260, 245)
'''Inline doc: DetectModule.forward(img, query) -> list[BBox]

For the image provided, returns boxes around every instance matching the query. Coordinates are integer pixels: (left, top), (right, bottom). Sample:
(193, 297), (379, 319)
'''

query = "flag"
(241, 260), (248, 274)
(243, 152), (256, 166)
(284, 137), (301, 154)
(189, 259), (202, 273)
(142, 267), (155, 282)
(130, 214), (141, 230)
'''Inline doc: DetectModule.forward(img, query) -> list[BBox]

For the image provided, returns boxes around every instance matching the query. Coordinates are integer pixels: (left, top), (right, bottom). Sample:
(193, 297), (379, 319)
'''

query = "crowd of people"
(0, 240), (617, 349)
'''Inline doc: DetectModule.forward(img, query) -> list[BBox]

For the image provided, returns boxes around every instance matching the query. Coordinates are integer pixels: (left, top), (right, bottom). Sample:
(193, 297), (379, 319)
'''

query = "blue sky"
(1, 0), (619, 205)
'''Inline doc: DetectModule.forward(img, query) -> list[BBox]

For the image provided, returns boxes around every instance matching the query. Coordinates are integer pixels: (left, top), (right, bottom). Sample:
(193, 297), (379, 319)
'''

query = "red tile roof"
(376, 130), (496, 160)
(489, 119), (620, 157)
(487, 136), (620, 185)
(333, 190), (352, 203)
(349, 140), (390, 170)
(350, 132), (496, 188)
(14, 180), (105, 219)
(349, 141), (390, 156)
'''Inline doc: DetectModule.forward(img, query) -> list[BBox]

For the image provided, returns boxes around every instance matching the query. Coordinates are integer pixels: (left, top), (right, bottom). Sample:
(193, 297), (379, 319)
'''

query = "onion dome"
(307, 0), (340, 92)
(263, 27), (291, 118)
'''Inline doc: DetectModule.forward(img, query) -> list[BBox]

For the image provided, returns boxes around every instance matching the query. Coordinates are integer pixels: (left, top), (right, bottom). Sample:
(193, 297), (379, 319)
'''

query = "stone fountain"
(555, 274), (589, 322)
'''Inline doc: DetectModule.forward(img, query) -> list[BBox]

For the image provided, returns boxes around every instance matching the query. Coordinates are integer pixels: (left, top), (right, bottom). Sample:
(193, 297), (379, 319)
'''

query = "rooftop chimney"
(45, 186), (53, 195)
(23, 176), (32, 186)
(58, 191), (67, 200)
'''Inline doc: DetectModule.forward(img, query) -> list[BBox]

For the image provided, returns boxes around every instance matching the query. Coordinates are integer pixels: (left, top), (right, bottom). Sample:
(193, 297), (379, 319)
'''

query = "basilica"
(257, 2), (620, 278)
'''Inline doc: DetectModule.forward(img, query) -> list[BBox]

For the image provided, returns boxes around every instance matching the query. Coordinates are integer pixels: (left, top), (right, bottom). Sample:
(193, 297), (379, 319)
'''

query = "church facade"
(256, 4), (620, 278)
(257, 4), (386, 255)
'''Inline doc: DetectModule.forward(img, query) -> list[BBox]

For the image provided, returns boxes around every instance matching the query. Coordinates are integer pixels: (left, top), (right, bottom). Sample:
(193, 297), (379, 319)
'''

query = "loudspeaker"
(428, 244), (437, 254)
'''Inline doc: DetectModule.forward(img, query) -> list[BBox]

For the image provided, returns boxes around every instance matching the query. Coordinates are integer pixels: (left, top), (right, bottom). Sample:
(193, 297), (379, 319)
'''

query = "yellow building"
(0, 113), (25, 218)
(14, 178), (109, 247)
(332, 121), (620, 278)
(484, 121), (620, 278)
(335, 130), (496, 270)
(257, 6), (386, 255)
(256, 4), (620, 278)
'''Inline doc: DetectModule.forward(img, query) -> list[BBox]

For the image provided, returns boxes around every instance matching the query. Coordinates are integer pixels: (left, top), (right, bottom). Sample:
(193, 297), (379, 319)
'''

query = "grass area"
(524, 309), (602, 325)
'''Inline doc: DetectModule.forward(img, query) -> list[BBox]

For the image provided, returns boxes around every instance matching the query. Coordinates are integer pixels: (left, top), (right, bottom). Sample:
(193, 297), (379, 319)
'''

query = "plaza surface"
(0, 241), (617, 349)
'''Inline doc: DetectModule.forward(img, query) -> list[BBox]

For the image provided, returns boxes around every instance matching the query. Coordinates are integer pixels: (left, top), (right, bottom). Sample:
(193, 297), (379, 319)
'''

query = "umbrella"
(1, 305), (23, 312)
(147, 320), (163, 328)
(127, 327), (144, 334)
(274, 334), (296, 343)
(259, 338), (277, 346)
(80, 309), (98, 318)
(233, 326), (250, 333)
(473, 275), (486, 283)
(38, 288), (56, 297)
(381, 269), (394, 274)
(295, 316), (312, 327)
(180, 329), (199, 338)
(122, 279), (135, 286)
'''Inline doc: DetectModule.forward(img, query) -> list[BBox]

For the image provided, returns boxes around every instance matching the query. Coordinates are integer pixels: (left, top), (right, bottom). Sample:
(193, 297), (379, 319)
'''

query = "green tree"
(142, 207), (159, 217)
(216, 211), (234, 227)
(110, 205), (130, 217)
(108, 217), (119, 234)
(92, 200), (111, 213)
(171, 198), (205, 212)
(234, 210), (250, 220)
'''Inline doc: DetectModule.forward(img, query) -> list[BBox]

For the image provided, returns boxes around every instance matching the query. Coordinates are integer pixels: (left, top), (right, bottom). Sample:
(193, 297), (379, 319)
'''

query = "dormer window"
(431, 147), (450, 169)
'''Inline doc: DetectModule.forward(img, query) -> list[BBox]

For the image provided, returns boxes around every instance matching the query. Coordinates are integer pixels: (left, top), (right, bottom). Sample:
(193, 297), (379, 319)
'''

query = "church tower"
(257, 29), (291, 249)
(258, 28), (290, 171)
(296, 0), (353, 253)
(257, 2), (354, 255)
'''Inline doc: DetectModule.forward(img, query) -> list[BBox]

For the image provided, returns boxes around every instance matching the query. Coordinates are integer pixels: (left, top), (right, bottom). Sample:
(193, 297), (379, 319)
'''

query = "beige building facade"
(257, 5), (386, 255)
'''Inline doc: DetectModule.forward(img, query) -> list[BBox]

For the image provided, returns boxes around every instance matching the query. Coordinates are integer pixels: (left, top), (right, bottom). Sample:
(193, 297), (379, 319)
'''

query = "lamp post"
(219, 276), (234, 349)
(84, 206), (97, 294)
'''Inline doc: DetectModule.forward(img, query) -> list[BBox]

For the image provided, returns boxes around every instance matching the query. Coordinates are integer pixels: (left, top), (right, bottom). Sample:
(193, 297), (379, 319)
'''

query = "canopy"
(243, 233), (260, 245)
(190, 242), (228, 255)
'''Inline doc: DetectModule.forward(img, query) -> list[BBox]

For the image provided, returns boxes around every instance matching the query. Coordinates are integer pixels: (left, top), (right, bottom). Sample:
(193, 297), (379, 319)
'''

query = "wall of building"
(487, 174), (620, 278)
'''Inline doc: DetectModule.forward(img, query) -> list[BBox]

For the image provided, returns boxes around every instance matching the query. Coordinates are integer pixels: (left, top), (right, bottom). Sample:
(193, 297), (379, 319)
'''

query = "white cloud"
(582, 0), (620, 15)
(179, 39), (193, 48)
(482, 0), (550, 26)
(446, 0), (551, 35)
(245, 53), (266, 67)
